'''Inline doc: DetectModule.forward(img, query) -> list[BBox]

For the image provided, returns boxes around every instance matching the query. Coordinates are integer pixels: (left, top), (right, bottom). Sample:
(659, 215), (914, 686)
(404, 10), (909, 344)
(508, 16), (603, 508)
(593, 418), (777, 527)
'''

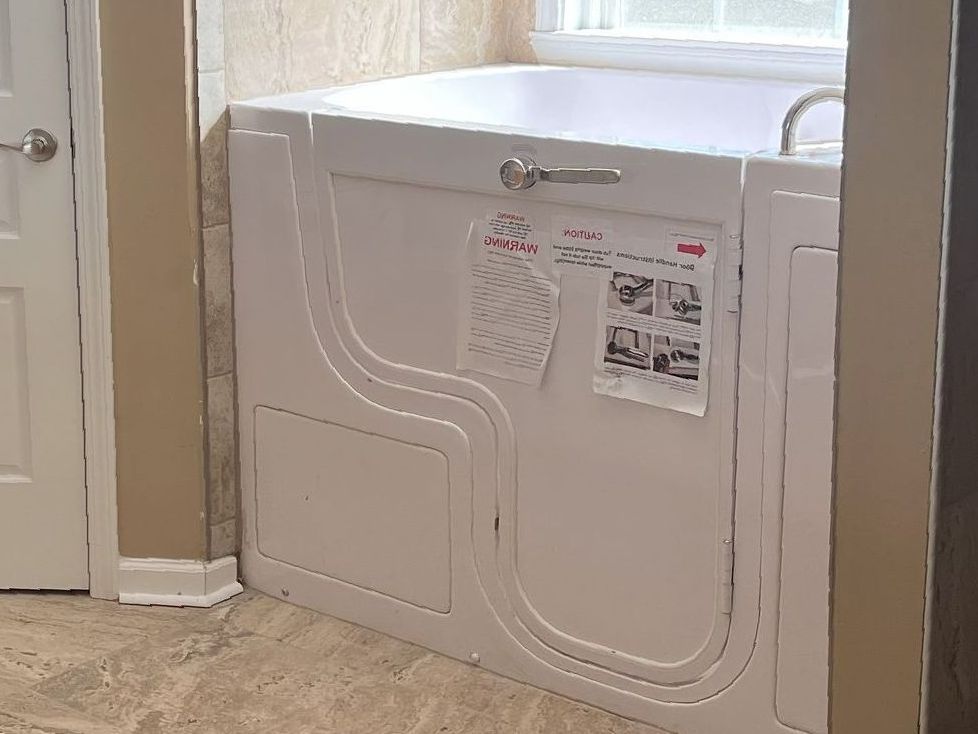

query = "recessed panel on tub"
(776, 248), (837, 734)
(765, 189), (840, 734)
(254, 407), (452, 612)
(332, 173), (735, 680)
(0, 288), (31, 480)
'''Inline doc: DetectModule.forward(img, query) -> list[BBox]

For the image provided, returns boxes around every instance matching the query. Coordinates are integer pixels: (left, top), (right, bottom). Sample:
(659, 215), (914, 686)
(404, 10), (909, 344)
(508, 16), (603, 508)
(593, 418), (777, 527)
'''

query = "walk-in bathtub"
(229, 65), (844, 734)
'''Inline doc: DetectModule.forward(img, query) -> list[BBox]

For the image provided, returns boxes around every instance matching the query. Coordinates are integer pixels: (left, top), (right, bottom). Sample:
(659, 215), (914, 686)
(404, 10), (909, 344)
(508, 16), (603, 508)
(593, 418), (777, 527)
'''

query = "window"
(569, 0), (847, 44)
(534, 0), (849, 83)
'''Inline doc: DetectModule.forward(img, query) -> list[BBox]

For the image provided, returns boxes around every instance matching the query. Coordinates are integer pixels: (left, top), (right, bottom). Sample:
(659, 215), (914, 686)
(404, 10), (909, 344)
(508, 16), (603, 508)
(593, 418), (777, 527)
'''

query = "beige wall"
(832, 1), (952, 731)
(100, 0), (208, 560)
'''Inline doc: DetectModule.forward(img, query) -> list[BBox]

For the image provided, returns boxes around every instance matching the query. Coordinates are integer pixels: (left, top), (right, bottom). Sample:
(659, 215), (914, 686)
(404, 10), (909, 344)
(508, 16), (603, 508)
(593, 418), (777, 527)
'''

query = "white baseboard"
(117, 555), (243, 608)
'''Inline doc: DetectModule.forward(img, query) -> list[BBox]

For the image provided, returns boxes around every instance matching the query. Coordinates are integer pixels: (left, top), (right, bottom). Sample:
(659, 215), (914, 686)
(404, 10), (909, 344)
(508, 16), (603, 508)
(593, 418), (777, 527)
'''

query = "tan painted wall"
(831, 2), (952, 731)
(100, 0), (208, 560)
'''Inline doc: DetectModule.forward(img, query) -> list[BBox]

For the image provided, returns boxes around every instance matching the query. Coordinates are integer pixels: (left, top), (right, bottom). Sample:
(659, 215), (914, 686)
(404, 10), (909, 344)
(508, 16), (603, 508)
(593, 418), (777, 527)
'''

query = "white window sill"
(530, 31), (846, 85)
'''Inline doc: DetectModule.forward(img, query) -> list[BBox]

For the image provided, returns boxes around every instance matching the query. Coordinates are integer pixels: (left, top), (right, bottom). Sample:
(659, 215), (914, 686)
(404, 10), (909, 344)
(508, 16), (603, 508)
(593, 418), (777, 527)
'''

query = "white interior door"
(0, 1), (88, 589)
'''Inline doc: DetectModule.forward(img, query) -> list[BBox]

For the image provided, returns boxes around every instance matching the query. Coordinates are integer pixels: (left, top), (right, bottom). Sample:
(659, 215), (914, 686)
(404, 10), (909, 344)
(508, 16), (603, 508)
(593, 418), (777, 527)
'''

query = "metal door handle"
(0, 129), (58, 163)
(500, 155), (620, 190)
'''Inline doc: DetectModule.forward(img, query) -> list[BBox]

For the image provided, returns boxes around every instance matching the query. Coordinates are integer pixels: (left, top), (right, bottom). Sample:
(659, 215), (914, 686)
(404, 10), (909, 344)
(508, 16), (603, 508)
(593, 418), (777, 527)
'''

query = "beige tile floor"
(0, 587), (669, 734)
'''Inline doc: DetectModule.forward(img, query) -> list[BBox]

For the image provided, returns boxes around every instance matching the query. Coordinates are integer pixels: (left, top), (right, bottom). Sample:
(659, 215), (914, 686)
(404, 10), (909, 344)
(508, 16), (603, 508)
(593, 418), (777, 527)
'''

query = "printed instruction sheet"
(593, 230), (717, 415)
(457, 212), (559, 386)
(551, 215), (614, 277)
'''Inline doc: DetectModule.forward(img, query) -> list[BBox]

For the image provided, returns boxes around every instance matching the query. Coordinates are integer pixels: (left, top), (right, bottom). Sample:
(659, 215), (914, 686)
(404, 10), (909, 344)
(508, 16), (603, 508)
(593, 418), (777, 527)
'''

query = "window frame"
(533, 0), (847, 85)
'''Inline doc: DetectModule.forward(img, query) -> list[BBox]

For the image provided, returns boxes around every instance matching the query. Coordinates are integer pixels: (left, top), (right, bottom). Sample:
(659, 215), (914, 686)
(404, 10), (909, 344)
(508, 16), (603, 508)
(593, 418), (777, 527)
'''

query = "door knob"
(499, 155), (620, 190)
(0, 128), (58, 163)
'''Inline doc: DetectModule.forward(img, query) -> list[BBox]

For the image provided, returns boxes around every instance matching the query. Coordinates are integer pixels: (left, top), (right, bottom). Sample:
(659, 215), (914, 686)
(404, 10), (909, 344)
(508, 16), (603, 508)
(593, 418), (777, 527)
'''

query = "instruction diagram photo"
(604, 326), (652, 370)
(652, 336), (700, 381)
(608, 272), (655, 315)
(655, 280), (703, 325)
(593, 228), (717, 415)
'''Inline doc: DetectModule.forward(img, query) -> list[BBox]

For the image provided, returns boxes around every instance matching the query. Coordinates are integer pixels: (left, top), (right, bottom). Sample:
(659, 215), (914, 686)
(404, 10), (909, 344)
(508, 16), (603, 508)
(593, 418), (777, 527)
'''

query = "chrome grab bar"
(500, 155), (621, 190)
(780, 87), (845, 156)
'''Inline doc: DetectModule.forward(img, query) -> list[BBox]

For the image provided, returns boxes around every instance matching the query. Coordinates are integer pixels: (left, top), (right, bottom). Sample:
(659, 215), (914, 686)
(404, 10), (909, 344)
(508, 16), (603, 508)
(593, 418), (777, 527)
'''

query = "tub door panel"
(231, 129), (474, 634)
(314, 115), (747, 690)
(738, 162), (840, 734)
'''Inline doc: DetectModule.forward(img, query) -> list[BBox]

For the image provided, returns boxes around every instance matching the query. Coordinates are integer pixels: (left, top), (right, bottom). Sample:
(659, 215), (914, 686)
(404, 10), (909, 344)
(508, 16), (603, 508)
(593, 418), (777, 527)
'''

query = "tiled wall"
(195, 0), (537, 559)
(224, 0), (535, 100)
(197, 0), (236, 558)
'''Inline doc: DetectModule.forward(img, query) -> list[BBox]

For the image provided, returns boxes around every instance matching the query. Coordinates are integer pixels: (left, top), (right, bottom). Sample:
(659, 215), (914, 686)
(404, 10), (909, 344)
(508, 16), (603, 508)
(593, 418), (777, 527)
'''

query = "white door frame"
(65, 1), (118, 600)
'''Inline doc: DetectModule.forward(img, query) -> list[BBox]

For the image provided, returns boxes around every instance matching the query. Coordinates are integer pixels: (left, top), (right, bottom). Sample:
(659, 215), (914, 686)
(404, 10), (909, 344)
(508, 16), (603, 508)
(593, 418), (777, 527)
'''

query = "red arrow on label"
(677, 241), (707, 258)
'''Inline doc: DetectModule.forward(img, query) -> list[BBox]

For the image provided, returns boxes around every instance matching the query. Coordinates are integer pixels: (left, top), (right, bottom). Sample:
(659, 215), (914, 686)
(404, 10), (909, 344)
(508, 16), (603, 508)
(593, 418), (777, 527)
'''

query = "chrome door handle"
(0, 129), (58, 163)
(500, 155), (620, 190)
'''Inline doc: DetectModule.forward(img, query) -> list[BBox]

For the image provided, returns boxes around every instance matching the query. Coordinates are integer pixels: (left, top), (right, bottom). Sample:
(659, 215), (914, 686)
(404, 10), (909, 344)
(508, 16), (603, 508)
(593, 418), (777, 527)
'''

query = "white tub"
(229, 64), (843, 734)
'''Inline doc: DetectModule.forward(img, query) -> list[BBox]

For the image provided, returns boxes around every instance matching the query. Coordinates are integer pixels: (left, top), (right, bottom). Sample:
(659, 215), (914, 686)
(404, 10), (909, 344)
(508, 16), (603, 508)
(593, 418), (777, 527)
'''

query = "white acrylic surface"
(254, 407), (452, 613)
(229, 66), (844, 733)
(739, 161), (841, 734)
(334, 176), (724, 667)
(234, 64), (843, 154)
(308, 112), (745, 688)
(779, 245), (837, 734)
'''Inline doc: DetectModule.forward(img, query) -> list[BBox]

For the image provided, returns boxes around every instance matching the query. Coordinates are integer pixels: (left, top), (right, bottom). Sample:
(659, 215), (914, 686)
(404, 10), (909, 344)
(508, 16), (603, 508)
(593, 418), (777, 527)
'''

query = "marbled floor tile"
(221, 590), (358, 657)
(317, 677), (482, 734)
(224, 590), (433, 677)
(399, 651), (668, 734)
(34, 623), (355, 733)
(223, 592), (667, 732)
(8, 589), (669, 733)
(326, 624), (431, 677)
(463, 708), (664, 734)
(0, 593), (204, 685)
(397, 652), (547, 726)
(520, 692), (668, 734)
(0, 678), (119, 734)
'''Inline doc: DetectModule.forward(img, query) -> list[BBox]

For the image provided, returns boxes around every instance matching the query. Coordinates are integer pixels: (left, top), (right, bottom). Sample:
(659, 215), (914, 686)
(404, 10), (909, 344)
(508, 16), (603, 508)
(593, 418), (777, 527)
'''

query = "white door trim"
(118, 557), (243, 608)
(65, 1), (119, 600)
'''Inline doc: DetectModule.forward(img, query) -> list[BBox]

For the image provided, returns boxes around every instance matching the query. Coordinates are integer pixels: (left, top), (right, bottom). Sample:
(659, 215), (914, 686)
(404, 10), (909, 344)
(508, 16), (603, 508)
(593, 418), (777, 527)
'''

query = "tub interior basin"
(236, 64), (844, 154)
